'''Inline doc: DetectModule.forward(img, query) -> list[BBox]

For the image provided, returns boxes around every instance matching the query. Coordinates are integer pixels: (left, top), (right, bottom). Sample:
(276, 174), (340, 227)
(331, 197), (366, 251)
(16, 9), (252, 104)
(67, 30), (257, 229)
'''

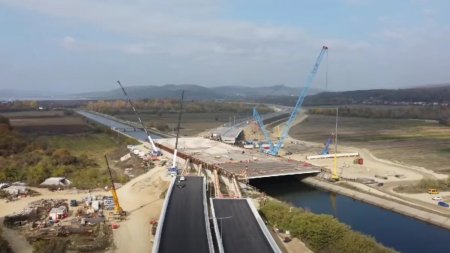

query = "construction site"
(2, 46), (450, 253)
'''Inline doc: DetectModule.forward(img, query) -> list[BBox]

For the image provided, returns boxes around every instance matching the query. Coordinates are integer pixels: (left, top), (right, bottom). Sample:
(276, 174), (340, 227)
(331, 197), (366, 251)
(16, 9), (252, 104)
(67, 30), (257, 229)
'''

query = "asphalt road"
(212, 199), (275, 253)
(76, 110), (161, 141)
(158, 176), (211, 253)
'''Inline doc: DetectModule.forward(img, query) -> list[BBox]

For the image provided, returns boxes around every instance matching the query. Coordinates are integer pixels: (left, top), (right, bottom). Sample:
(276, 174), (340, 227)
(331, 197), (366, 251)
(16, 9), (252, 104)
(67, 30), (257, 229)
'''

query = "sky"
(0, 0), (450, 93)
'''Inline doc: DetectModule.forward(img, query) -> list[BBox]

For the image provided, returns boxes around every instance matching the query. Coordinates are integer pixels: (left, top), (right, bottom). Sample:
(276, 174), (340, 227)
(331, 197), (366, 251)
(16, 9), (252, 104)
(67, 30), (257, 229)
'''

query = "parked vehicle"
(432, 196), (443, 201)
(438, 201), (449, 208)
(70, 199), (78, 207)
(428, 189), (439, 194)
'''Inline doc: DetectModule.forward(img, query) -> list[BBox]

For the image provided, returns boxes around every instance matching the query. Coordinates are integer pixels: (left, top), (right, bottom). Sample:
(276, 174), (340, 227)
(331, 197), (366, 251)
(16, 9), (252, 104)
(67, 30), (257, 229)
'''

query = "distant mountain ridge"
(2, 83), (450, 104)
(72, 84), (322, 100)
(0, 89), (66, 100)
(306, 83), (450, 105)
(257, 83), (450, 106)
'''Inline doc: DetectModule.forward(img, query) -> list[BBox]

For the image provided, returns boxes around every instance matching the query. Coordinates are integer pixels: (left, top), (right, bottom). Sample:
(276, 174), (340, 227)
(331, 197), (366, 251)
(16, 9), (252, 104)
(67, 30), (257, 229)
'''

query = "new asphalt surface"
(212, 199), (275, 253)
(158, 176), (211, 253)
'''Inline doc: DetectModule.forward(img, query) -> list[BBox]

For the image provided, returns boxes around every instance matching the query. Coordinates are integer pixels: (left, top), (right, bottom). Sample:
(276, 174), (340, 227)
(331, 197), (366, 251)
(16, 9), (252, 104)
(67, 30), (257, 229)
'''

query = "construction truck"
(105, 155), (126, 219)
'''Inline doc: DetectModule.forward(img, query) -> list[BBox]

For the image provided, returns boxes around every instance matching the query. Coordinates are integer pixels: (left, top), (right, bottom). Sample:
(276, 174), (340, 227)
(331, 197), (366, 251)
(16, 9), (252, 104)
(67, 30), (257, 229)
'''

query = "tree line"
(85, 99), (273, 115)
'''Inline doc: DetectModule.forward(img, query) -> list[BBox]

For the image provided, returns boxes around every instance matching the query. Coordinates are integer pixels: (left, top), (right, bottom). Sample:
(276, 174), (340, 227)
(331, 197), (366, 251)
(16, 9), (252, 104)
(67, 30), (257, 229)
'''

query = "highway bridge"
(152, 176), (214, 253)
(77, 110), (316, 253)
(211, 198), (281, 253)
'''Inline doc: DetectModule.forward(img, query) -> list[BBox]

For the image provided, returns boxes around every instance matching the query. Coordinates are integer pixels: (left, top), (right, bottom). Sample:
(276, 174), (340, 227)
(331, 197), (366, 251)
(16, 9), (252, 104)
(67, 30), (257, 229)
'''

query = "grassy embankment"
(0, 114), (139, 189)
(289, 114), (450, 173)
(395, 178), (450, 193)
(260, 200), (395, 253)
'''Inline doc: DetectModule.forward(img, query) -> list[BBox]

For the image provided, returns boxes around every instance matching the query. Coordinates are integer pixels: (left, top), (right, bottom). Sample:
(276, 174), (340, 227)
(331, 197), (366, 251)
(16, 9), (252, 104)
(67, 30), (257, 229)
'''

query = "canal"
(251, 176), (450, 253)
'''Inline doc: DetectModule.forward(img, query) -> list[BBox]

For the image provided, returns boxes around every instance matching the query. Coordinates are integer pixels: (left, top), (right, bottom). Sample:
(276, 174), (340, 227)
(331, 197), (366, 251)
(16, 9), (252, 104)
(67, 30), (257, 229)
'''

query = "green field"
(35, 133), (132, 163)
(290, 115), (450, 172)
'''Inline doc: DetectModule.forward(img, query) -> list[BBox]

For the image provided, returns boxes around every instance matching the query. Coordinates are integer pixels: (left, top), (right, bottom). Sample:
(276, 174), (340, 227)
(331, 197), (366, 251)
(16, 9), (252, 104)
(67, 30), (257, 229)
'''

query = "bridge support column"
(213, 169), (222, 198)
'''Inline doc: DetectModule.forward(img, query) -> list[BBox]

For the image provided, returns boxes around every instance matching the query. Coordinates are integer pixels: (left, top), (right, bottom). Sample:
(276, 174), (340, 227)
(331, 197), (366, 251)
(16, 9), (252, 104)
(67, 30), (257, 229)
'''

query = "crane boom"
(116, 80), (160, 156)
(171, 90), (185, 170)
(270, 46), (328, 155)
(321, 133), (334, 155)
(105, 155), (124, 215)
(252, 107), (274, 151)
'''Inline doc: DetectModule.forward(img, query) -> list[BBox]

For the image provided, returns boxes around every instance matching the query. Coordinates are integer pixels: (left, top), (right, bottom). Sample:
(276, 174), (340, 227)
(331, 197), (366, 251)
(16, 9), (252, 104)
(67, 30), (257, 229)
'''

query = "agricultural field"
(1, 111), (90, 134)
(115, 112), (250, 136)
(290, 115), (450, 173)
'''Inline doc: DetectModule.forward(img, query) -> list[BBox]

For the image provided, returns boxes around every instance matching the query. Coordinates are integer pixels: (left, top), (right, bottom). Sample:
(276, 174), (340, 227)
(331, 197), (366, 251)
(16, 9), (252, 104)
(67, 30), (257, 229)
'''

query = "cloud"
(342, 0), (373, 5)
(61, 36), (77, 50)
(1, 0), (314, 57)
(371, 29), (406, 40)
(1, 0), (450, 92)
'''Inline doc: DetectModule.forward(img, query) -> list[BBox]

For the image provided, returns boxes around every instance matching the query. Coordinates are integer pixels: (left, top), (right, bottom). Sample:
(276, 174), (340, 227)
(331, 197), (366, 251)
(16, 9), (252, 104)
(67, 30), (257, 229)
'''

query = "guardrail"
(203, 178), (215, 253)
(210, 198), (225, 253)
(151, 176), (176, 253)
(246, 198), (282, 253)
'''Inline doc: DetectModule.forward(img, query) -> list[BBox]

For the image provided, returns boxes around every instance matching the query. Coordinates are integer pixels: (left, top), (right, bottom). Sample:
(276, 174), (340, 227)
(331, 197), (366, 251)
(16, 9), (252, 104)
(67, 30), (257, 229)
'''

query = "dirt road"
(111, 165), (170, 253)
(0, 165), (170, 253)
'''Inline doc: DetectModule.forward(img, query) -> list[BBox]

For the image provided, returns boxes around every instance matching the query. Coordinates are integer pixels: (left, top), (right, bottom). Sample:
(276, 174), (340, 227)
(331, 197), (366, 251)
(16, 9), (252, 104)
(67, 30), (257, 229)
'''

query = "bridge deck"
(157, 137), (321, 179)
(219, 161), (320, 179)
(155, 176), (213, 253)
(211, 198), (281, 253)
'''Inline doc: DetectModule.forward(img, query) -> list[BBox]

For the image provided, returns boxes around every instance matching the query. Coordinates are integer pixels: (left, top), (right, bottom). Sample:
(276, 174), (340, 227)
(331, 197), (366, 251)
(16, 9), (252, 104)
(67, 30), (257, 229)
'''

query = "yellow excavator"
(105, 155), (126, 218)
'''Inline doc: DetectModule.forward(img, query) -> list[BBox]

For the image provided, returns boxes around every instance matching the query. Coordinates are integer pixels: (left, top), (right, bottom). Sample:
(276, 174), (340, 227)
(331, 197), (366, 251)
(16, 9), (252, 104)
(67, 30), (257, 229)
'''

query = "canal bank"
(251, 176), (450, 253)
(301, 177), (450, 230)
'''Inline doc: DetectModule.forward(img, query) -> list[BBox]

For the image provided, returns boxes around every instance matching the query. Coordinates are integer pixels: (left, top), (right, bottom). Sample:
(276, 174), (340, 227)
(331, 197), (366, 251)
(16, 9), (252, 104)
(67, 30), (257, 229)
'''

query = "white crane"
(169, 90), (185, 175)
(117, 81), (161, 156)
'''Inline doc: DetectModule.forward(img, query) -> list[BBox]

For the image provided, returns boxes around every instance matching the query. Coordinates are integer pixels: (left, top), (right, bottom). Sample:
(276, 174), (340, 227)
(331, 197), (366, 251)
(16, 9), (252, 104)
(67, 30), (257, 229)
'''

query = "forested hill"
(258, 84), (450, 106)
(72, 84), (323, 100)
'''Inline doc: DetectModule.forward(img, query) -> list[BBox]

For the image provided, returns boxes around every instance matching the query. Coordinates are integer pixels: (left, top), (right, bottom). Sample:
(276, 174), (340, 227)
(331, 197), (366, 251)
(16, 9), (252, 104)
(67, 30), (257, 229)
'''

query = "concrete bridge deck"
(156, 137), (321, 180)
(153, 176), (213, 253)
(211, 198), (281, 253)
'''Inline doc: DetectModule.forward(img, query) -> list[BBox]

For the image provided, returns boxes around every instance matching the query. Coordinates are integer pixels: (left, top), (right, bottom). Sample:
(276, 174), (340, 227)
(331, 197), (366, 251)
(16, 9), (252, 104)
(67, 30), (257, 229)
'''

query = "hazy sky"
(1, 0), (450, 93)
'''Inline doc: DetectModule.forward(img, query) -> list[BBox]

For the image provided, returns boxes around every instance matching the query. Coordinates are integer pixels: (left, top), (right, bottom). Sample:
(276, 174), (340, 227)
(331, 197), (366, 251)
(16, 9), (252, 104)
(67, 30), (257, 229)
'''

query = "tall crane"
(252, 107), (274, 151)
(254, 46), (328, 156)
(321, 133), (334, 155)
(105, 155), (125, 216)
(117, 81), (161, 156)
(169, 90), (185, 175)
(331, 107), (340, 181)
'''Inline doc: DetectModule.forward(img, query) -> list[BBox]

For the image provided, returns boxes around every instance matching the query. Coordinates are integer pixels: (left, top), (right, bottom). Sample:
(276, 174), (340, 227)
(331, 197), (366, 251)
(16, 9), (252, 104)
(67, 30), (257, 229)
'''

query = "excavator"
(105, 155), (126, 218)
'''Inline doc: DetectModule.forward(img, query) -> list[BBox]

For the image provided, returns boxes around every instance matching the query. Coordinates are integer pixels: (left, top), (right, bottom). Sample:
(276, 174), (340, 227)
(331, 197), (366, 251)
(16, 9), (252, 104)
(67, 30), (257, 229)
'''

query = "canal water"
(77, 110), (161, 141)
(251, 176), (450, 253)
